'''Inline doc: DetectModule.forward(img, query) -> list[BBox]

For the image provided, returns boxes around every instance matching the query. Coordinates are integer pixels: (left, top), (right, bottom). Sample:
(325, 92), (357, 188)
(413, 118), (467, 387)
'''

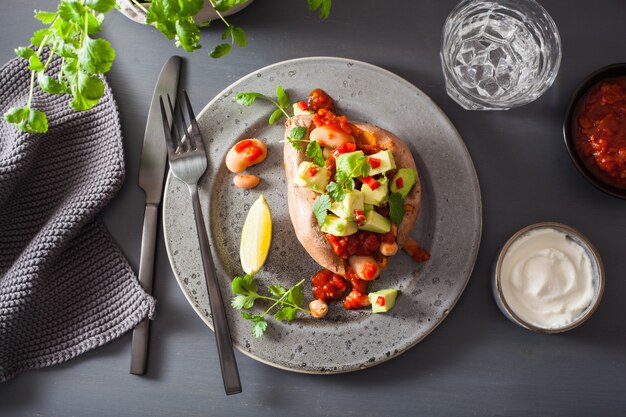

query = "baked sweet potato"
(284, 113), (421, 277)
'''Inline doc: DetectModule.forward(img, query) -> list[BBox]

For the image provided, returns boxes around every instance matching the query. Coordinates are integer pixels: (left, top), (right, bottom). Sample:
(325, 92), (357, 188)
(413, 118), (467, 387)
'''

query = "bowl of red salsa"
(564, 64), (626, 198)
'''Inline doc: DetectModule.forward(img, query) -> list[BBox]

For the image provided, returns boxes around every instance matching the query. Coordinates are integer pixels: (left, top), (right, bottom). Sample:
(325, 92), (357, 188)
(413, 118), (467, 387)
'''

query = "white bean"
(348, 255), (380, 281)
(309, 126), (354, 149)
(379, 242), (398, 257)
(225, 138), (267, 173)
(233, 174), (260, 189)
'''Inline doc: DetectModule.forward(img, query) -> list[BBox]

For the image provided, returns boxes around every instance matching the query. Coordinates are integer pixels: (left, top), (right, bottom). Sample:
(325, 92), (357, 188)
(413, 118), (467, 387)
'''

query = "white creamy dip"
(500, 228), (595, 329)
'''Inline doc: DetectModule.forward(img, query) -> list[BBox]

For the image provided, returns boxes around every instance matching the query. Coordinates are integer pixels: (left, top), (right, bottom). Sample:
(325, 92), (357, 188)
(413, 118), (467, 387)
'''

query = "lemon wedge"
(240, 195), (272, 275)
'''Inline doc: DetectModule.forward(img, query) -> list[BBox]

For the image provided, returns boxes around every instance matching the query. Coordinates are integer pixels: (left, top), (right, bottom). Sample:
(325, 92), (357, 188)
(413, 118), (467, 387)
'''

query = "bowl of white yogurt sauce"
(492, 222), (604, 333)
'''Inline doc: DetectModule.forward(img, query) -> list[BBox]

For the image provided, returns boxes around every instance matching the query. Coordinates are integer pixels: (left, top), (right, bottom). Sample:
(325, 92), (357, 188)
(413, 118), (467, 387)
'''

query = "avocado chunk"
(390, 168), (417, 198)
(321, 214), (358, 237)
(336, 151), (366, 178)
(361, 176), (389, 206)
(358, 210), (391, 233)
(294, 161), (331, 193)
(368, 289), (398, 313)
(292, 103), (313, 116)
(330, 190), (365, 219)
(367, 150), (396, 176)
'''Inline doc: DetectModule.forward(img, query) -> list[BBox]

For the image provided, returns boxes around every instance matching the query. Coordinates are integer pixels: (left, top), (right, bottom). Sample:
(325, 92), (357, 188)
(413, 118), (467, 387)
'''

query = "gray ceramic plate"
(162, 57), (482, 374)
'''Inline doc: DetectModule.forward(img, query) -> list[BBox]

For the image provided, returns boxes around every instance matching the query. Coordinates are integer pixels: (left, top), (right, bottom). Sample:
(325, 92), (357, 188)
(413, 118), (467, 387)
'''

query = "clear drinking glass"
(441, 0), (562, 110)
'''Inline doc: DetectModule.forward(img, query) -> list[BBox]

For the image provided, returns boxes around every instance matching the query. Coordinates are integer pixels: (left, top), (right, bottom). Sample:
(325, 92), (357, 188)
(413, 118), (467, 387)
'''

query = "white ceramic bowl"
(116, 0), (254, 25)
(492, 222), (605, 334)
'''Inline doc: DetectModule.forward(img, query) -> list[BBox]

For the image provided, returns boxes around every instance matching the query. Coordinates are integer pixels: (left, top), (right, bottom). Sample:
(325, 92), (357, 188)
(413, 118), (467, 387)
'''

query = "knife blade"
(130, 56), (182, 375)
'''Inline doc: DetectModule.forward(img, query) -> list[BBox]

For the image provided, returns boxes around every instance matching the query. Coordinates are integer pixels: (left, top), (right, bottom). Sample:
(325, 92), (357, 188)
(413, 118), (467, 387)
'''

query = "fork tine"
(159, 96), (176, 157)
(183, 90), (203, 146)
(176, 93), (196, 150)
(166, 94), (184, 152)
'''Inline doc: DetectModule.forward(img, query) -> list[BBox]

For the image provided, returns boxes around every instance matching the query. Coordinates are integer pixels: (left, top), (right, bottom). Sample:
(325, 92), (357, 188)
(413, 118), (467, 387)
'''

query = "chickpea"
(309, 299), (328, 318)
(309, 126), (354, 149)
(225, 138), (267, 173)
(379, 241), (398, 256)
(233, 174), (260, 189)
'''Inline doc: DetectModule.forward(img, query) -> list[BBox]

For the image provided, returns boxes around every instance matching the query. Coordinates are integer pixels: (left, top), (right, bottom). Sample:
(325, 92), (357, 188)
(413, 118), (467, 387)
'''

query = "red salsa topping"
(313, 108), (353, 134)
(574, 77), (626, 188)
(311, 269), (347, 301)
(325, 232), (381, 259)
(361, 176), (380, 190)
(234, 139), (263, 162)
(332, 142), (357, 158)
(308, 88), (336, 113)
(376, 296), (385, 307)
(297, 100), (309, 111)
(369, 157), (381, 169)
(396, 177), (404, 189)
(306, 164), (318, 176)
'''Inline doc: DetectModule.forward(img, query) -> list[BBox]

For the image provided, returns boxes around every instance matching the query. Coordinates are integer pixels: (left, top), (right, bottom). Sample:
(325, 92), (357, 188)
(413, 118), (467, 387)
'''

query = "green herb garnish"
(308, 0), (332, 19)
(305, 140), (325, 166)
(388, 192), (405, 224)
(312, 194), (332, 226)
(231, 274), (310, 338)
(235, 85), (292, 125)
(286, 126), (308, 150)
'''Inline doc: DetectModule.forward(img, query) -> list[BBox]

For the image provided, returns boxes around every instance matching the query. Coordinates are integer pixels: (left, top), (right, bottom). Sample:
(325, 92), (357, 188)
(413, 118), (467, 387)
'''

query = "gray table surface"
(1, 0), (626, 416)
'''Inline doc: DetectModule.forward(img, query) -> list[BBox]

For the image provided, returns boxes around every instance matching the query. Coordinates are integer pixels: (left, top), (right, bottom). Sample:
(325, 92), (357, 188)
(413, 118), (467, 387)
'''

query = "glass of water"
(441, 0), (561, 110)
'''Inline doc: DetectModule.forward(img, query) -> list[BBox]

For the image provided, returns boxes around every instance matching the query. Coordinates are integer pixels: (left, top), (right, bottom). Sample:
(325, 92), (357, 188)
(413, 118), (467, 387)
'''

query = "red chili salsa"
(574, 77), (626, 188)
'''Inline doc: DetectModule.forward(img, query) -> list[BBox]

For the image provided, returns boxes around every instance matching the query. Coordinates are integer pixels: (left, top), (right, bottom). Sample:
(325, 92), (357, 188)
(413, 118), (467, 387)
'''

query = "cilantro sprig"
(5, 1), (332, 134)
(235, 85), (292, 125)
(231, 274), (311, 338)
(326, 154), (371, 202)
(4, 0), (116, 133)
(312, 194), (332, 226)
(285, 126), (325, 166)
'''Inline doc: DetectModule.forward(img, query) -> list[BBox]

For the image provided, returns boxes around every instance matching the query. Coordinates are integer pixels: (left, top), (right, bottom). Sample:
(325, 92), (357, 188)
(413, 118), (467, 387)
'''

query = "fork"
(159, 91), (242, 395)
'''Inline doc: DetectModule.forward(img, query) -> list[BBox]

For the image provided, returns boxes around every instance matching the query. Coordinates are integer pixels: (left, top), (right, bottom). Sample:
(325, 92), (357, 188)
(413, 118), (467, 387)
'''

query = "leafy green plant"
(231, 274), (311, 338)
(5, 0), (332, 133)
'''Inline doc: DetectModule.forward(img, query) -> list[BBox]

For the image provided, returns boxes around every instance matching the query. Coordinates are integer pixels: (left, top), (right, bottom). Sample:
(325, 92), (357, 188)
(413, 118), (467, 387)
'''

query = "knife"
(130, 56), (182, 375)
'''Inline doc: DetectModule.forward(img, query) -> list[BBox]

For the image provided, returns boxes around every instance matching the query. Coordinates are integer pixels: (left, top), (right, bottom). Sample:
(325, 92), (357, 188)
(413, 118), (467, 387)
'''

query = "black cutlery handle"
(189, 184), (242, 395)
(130, 204), (159, 375)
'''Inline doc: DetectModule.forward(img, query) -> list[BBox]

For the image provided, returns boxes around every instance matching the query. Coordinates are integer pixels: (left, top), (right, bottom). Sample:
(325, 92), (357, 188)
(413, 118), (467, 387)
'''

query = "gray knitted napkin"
(0, 52), (155, 382)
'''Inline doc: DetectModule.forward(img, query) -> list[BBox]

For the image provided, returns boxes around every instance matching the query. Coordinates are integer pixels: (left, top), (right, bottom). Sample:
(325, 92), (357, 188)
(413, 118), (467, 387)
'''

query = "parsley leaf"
(78, 37), (115, 74)
(325, 181), (345, 202)
(268, 284), (287, 297)
(305, 140), (325, 166)
(252, 318), (268, 338)
(268, 108), (283, 125)
(175, 17), (201, 52)
(209, 43), (232, 58)
(234, 92), (262, 106)
(274, 307), (297, 321)
(34, 10), (58, 24)
(308, 0), (332, 19)
(232, 274), (259, 294)
(232, 277), (311, 338)
(286, 126), (307, 151)
(276, 85), (290, 109)
(37, 72), (68, 94)
(388, 192), (406, 224)
(4, 107), (48, 133)
(235, 86), (291, 125)
(287, 283), (305, 307)
(312, 194), (331, 226)
(85, 0), (116, 13)
(290, 126), (307, 140)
